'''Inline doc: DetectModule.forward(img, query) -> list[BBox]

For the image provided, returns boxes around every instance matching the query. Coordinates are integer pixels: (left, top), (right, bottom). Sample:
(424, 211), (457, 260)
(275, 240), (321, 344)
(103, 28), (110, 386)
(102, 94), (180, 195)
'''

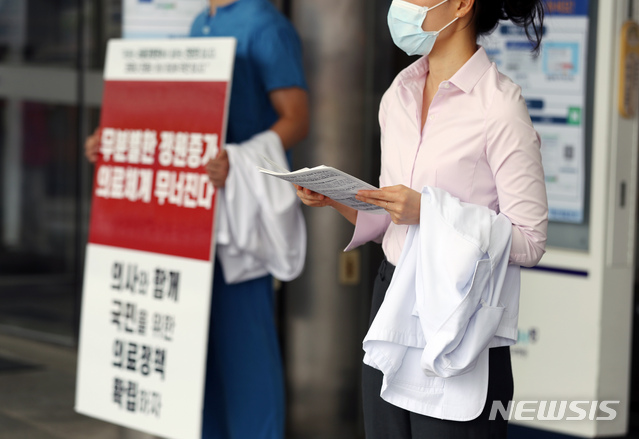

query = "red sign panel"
(88, 80), (228, 261)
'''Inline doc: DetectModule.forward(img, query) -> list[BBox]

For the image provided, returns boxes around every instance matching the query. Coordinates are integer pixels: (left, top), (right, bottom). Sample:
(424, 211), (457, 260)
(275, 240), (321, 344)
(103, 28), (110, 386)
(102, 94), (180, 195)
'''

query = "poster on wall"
(75, 37), (236, 439)
(123, 0), (207, 39)
(483, 0), (589, 223)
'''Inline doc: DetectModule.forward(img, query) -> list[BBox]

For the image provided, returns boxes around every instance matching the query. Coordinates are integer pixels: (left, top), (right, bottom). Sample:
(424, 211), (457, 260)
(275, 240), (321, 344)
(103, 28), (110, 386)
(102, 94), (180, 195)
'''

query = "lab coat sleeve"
(419, 248), (509, 378)
(417, 189), (513, 378)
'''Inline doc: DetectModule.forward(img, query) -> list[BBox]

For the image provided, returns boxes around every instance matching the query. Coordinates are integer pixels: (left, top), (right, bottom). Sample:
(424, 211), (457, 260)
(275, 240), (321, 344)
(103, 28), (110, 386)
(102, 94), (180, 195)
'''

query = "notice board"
(483, 0), (591, 224)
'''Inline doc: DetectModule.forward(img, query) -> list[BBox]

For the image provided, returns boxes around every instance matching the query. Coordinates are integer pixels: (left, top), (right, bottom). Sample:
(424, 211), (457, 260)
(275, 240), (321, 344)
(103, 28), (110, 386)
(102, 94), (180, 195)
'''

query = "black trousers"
(362, 259), (514, 439)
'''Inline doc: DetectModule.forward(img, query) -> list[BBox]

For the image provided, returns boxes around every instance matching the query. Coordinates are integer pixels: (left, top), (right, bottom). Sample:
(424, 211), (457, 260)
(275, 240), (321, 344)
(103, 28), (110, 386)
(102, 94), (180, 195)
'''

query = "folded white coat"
(363, 186), (520, 421)
(215, 130), (306, 284)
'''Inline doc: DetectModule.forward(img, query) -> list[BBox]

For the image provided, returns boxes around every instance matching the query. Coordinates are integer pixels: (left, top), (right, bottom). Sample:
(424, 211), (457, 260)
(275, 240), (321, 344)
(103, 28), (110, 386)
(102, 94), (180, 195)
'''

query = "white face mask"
(387, 0), (459, 56)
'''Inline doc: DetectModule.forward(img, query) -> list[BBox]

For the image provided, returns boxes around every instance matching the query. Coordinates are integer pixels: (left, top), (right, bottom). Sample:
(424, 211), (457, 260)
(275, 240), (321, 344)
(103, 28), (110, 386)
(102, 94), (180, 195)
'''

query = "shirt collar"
(396, 46), (493, 94)
(396, 55), (429, 88)
(448, 46), (493, 93)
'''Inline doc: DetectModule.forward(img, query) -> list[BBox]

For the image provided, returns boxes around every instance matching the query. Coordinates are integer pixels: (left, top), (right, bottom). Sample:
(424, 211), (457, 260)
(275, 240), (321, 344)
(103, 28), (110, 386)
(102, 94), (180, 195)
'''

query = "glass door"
(0, 0), (120, 344)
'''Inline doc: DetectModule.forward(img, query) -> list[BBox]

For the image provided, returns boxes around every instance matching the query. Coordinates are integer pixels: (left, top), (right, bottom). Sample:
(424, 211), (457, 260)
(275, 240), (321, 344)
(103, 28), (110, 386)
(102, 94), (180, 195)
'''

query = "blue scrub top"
(190, 0), (307, 145)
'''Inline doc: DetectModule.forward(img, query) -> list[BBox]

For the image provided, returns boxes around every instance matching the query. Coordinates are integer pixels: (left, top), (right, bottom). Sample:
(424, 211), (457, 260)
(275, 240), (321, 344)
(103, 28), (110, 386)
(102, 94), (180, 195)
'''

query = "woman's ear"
(455, 0), (475, 18)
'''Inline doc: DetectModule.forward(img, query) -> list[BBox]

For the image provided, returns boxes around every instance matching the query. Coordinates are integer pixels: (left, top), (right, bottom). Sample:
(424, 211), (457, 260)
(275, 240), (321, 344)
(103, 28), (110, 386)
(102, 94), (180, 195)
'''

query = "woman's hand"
(205, 149), (230, 188)
(294, 185), (358, 225)
(356, 185), (421, 225)
(294, 184), (334, 208)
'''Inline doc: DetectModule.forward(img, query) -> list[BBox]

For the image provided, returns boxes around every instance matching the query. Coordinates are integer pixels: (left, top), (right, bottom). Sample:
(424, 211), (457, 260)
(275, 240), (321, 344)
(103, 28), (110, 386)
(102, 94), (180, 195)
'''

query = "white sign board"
(123, 0), (208, 39)
(76, 246), (214, 439)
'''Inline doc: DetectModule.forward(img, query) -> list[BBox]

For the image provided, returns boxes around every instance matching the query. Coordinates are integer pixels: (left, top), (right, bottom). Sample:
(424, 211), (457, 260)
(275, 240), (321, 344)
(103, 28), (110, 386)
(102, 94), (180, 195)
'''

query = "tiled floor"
(2, 330), (639, 439)
(0, 332), (156, 439)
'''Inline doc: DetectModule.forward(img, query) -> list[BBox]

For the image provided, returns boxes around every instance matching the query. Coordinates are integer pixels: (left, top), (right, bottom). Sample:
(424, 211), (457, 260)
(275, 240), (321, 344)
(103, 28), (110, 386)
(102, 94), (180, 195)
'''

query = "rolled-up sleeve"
(486, 82), (548, 267)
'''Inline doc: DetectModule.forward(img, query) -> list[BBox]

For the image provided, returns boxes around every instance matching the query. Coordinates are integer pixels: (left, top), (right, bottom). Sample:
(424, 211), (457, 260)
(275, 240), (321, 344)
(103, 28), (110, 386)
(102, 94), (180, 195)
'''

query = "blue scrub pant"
(202, 261), (285, 439)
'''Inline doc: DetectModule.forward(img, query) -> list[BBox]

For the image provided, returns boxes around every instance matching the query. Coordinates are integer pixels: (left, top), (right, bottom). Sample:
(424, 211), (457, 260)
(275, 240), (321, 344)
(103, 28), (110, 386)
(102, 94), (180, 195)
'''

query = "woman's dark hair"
(474, 0), (546, 53)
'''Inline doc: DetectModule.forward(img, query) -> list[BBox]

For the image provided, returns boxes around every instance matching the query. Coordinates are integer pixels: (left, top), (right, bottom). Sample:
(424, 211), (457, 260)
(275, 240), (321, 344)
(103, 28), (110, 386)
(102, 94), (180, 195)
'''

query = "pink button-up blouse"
(346, 47), (548, 267)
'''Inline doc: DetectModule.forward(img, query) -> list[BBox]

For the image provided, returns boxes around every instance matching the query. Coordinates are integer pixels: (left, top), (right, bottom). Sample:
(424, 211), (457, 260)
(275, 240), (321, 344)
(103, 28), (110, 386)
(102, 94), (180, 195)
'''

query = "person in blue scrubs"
(191, 1), (309, 439)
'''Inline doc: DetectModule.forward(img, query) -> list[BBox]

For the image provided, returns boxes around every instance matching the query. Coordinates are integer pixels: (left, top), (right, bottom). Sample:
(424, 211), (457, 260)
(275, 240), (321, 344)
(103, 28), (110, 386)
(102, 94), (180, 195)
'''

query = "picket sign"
(75, 37), (236, 439)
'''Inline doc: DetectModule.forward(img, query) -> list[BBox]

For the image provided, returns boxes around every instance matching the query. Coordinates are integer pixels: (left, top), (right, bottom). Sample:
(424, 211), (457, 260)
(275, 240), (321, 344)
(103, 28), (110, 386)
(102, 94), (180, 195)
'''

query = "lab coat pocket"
(415, 241), (490, 336)
(433, 256), (493, 329)
(419, 258), (497, 377)
(421, 303), (504, 377)
(442, 303), (505, 375)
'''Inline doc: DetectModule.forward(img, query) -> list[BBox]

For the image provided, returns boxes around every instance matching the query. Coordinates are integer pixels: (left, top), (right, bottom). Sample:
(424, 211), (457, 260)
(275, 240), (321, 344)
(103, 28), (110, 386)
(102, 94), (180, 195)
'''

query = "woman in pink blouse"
(297, 0), (547, 437)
